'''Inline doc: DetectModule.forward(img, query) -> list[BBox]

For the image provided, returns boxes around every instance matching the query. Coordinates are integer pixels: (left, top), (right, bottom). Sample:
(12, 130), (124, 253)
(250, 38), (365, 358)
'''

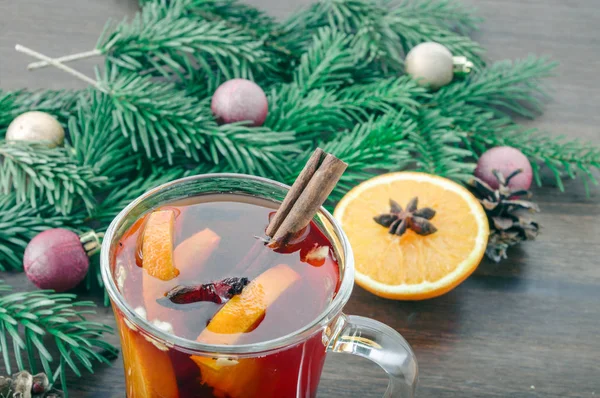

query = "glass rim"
(101, 173), (355, 355)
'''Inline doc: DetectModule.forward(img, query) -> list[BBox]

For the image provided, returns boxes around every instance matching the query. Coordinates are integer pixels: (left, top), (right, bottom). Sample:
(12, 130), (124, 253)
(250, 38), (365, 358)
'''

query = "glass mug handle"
(328, 314), (418, 397)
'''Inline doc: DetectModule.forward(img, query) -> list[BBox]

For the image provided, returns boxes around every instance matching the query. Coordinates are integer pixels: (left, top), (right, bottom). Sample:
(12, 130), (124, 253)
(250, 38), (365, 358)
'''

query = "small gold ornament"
(6, 111), (65, 147)
(405, 42), (473, 90)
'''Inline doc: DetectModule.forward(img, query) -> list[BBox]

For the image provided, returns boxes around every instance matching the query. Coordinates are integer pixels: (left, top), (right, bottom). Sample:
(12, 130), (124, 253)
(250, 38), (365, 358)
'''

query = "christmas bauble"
(6, 111), (65, 147)
(211, 79), (268, 126)
(23, 228), (89, 292)
(405, 42), (454, 90)
(475, 146), (533, 190)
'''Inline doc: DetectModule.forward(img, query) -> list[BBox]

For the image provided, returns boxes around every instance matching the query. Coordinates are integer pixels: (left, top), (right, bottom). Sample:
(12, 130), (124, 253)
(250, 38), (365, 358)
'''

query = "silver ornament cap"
(405, 42), (454, 90)
(6, 111), (65, 147)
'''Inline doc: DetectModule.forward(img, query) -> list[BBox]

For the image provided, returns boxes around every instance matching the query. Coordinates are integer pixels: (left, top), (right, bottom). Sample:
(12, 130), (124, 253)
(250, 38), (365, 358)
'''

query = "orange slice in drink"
(142, 210), (179, 281)
(191, 264), (300, 397)
(334, 172), (489, 300)
(141, 210), (179, 322)
(174, 228), (221, 278)
(116, 314), (179, 398)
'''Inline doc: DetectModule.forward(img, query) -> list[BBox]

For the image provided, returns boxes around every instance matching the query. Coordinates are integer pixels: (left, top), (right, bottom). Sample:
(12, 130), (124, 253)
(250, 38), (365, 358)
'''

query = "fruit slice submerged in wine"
(116, 314), (179, 398)
(191, 264), (300, 397)
(142, 210), (180, 322)
(174, 228), (221, 278)
(142, 210), (179, 281)
(197, 264), (300, 345)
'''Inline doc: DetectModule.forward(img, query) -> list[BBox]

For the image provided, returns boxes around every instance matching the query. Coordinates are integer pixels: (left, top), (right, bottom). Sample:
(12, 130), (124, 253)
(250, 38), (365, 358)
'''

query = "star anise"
(374, 197), (437, 236)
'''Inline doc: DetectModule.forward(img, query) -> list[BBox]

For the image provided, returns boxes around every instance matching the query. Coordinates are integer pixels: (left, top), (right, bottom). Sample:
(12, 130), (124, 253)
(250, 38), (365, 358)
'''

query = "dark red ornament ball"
(23, 228), (89, 292)
(211, 78), (268, 126)
(475, 146), (533, 191)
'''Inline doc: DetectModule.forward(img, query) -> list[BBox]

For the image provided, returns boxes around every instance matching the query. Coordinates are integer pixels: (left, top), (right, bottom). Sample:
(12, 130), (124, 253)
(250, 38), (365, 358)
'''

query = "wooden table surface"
(1, 0), (599, 397)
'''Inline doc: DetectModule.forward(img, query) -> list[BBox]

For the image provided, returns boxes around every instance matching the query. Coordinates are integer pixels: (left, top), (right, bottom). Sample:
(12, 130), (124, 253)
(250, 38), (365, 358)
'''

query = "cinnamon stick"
(268, 151), (347, 247)
(265, 148), (325, 237)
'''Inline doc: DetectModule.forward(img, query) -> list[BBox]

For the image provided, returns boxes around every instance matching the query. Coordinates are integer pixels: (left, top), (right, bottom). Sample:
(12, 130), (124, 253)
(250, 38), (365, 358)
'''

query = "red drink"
(112, 195), (340, 398)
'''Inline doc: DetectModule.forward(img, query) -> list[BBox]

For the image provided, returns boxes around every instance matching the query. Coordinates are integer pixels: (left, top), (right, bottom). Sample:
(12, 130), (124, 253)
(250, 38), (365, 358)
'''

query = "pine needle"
(409, 109), (476, 182)
(434, 56), (557, 119)
(97, 0), (274, 80)
(0, 141), (106, 215)
(97, 68), (213, 164)
(68, 91), (141, 181)
(337, 75), (428, 115)
(91, 167), (187, 227)
(395, 0), (483, 34)
(318, 113), (415, 203)
(294, 28), (364, 91)
(265, 83), (356, 141)
(0, 282), (118, 394)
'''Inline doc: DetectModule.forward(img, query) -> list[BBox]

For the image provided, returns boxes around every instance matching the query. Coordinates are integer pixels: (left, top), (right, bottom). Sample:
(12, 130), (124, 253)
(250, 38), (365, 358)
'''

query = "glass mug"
(101, 174), (418, 397)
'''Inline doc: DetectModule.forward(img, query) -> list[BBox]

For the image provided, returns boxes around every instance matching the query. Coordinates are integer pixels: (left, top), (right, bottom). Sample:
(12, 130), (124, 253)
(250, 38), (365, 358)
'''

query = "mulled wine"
(112, 194), (340, 398)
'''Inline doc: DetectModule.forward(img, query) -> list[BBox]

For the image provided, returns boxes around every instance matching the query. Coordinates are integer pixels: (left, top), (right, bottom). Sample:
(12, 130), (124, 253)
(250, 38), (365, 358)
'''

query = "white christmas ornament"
(6, 111), (65, 147)
(405, 42), (456, 90)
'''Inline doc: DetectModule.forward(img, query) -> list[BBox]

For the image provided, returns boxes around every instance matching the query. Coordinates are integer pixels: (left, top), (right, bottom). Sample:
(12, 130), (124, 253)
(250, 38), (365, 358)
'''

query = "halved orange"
(334, 172), (489, 300)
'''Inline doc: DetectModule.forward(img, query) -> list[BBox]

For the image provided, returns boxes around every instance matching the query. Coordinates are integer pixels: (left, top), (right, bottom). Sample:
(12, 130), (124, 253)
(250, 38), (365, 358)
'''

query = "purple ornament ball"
(23, 228), (89, 292)
(211, 78), (268, 126)
(475, 146), (533, 190)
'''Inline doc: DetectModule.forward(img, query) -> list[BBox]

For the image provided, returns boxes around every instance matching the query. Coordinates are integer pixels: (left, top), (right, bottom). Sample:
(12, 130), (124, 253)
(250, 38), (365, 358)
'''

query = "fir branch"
(320, 113), (416, 202)
(0, 194), (80, 271)
(207, 124), (304, 180)
(97, 68), (212, 163)
(91, 167), (187, 228)
(409, 109), (476, 182)
(0, 141), (105, 215)
(0, 283), (118, 394)
(434, 56), (557, 119)
(67, 91), (141, 181)
(180, 0), (280, 38)
(282, 0), (405, 71)
(336, 75), (428, 115)
(97, 0), (273, 80)
(395, 0), (482, 35)
(293, 28), (364, 92)
(265, 84), (357, 141)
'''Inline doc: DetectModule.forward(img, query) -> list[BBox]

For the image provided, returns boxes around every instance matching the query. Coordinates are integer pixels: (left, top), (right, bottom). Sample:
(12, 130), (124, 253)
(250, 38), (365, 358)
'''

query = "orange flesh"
(174, 228), (221, 278)
(142, 210), (179, 281)
(197, 264), (300, 345)
(116, 315), (179, 398)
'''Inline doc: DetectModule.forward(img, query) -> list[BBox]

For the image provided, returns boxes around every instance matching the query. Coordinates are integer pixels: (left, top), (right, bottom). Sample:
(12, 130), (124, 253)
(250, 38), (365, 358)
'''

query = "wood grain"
(1, 0), (599, 397)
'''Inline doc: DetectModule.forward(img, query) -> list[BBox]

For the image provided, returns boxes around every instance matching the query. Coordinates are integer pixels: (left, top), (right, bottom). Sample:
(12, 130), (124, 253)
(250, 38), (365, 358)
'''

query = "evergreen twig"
(434, 56), (557, 119)
(0, 281), (118, 394)
(409, 109), (476, 182)
(395, 0), (482, 35)
(68, 91), (141, 181)
(97, 0), (274, 80)
(0, 140), (105, 215)
(320, 113), (416, 202)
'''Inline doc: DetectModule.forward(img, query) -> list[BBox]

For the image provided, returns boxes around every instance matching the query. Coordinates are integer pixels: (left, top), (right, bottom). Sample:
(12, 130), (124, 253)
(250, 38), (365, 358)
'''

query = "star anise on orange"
(373, 197), (437, 236)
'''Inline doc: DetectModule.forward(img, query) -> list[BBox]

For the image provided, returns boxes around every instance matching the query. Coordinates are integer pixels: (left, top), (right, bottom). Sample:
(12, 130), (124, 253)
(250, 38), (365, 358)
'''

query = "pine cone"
(469, 169), (540, 262)
(0, 371), (63, 398)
